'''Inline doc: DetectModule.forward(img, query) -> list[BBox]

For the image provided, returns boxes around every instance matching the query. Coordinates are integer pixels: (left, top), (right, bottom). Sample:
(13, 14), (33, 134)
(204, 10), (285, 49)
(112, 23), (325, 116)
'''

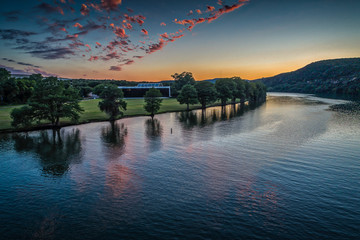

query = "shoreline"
(0, 101), (248, 134)
(3, 93), (354, 134)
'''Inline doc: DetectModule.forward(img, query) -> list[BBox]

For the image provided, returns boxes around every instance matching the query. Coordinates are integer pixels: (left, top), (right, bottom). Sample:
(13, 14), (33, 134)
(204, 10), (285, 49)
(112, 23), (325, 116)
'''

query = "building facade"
(118, 83), (171, 98)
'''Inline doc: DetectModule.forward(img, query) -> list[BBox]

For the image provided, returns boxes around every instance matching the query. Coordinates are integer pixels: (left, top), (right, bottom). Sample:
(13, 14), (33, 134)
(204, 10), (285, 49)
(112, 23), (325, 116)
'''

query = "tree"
(172, 72), (196, 92)
(10, 106), (35, 127)
(15, 78), (35, 103)
(215, 78), (236, 106)
(177, 84), (198, 111)
(93, 83), (108, 95)
(0, 68), (11, 104)
(1, 77), (18, 103)
(195, 81), (218, 109)
(244, 81), (254, 101)
(144, 88), (163, 120)
(232, 77), (245, 103)
(98, 84), (127, 121)
(11, 77), (83, 128)
(80, 86), (93, 97)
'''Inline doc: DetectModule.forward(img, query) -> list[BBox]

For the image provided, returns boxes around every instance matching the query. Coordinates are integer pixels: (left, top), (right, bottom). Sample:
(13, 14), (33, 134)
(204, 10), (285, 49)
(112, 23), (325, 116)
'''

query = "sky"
(0, 0), (360, 81)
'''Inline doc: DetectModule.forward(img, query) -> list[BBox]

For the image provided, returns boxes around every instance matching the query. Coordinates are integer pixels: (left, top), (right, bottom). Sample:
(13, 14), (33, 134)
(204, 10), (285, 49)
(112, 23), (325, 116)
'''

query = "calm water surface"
(0, 93), (359, 239)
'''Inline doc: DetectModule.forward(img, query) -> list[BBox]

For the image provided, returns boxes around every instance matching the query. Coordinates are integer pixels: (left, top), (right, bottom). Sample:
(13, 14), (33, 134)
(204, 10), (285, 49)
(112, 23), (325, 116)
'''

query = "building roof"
(137, 83), (163, 87)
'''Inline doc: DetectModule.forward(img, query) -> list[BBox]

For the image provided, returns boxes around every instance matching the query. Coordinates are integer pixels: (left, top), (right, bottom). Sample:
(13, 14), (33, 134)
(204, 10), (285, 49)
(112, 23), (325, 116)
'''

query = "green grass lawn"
(0, 98), (206, 131)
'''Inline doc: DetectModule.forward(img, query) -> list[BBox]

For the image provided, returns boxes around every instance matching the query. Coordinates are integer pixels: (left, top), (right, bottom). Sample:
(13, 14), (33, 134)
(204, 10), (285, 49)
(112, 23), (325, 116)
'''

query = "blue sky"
(1, 0), (360, 81)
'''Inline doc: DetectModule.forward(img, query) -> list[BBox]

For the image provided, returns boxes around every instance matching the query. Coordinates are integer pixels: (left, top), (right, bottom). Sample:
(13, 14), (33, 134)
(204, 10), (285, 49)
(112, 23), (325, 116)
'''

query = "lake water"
(0, 93), (359, 239)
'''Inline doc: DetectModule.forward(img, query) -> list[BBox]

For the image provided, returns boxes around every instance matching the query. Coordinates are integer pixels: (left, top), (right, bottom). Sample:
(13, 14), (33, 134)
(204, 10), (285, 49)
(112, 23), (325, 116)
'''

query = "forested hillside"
(258, 58), (360, 96)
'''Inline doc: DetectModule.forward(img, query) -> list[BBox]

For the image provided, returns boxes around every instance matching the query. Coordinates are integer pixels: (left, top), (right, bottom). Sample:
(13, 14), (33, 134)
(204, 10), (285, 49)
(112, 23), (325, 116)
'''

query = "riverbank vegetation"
(174, 72), (267, 110)
(0, 68), (267, 132)
(0, 98), (216, 131)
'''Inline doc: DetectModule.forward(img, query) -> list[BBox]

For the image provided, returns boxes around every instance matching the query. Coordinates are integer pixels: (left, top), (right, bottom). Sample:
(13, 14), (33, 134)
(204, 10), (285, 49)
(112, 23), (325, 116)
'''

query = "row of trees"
(8, 70), (266, 129)
(0, 68), (139, 105)
(173, 72), (267, 110)
(9, 77), (164, 128)
(11, 77), (83, 128)
(96, 84), (163, 121)
(0, 69), (39, 104)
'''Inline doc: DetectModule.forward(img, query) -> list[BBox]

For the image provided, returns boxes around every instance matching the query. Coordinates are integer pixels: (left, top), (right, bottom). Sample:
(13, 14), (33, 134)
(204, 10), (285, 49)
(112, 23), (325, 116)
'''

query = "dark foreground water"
(0, 93), (359, 240)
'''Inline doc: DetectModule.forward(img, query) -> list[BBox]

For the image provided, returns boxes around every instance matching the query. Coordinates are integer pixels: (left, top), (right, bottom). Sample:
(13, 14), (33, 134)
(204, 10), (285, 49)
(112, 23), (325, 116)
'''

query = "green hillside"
(258, 58), (360, 96)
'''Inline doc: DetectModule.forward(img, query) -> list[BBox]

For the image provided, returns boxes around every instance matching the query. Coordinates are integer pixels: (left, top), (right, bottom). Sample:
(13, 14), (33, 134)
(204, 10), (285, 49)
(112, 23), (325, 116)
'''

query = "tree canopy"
(0, 69), (36, 105)
(172, 72), (196, 92)
(144, 88), (163, 119)
(177, 84), (198, 111)
(98, 84), (127, 121)
(215, 78), (236, 105)
(11, 76), (83, 128)
(232, 77), (246, 103)
(195, 81), (218, 109)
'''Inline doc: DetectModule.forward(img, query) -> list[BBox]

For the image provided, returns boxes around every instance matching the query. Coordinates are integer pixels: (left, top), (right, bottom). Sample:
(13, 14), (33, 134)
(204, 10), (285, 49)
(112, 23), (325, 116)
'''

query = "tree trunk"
(202, 102), (206, 109)
(187, 103), (189, 111)
(55, 117), (60, 127)
(151, 113), (154, 120)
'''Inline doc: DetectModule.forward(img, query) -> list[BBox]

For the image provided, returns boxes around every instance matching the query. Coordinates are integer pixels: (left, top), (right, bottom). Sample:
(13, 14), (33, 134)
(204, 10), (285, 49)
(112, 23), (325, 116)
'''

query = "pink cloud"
(74, 22), (83, 28)
(109, 65), (122, 71)
(124, 14), (146, 26)
(146, 39), (167, 54)
(85, 44), (92, 51)
(124, 59), (134, 65)
(80, 4), (89, 16)
(88, 56), (99, 61)
(141, 29), (148, 35)
(114, 27), (128, 38)
(207, 6), (215, 12)
(101, 0), (122, 11)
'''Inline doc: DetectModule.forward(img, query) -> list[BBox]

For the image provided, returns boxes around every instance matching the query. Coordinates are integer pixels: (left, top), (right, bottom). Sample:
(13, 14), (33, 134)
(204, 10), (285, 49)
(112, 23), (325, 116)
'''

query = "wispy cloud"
(0, 64), (56, 77)
(2, 57), (41, 68)
(1, 0), (248, 71)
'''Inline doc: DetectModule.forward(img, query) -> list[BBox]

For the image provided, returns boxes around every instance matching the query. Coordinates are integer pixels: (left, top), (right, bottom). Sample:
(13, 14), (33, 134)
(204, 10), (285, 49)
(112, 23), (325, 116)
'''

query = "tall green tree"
(11, 77), (83, 128)
(144, 88), (163, 119)
(98, 84), (127, 121)
(0, 68), (11, 104)
(177, 84), (198, 111)
(195, 81), (218, 109)
(232, 77), (246, 103)
(93, 83), (108, 96)
(80, 86), (93, 97)
(244, 81), (254, 102)
(215, 78), (236, 106)
(15, 78), (35, 103)
(172, 72), (196, 92)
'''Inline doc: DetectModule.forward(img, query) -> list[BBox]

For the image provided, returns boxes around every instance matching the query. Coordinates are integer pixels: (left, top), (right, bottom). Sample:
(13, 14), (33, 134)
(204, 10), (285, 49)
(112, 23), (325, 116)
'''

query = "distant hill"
(258, 58), (360, 96)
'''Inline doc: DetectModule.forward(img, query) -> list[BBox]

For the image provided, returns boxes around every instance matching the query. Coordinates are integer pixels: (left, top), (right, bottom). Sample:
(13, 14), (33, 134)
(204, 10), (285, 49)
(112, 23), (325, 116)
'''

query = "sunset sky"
(1, 0), (360, 81)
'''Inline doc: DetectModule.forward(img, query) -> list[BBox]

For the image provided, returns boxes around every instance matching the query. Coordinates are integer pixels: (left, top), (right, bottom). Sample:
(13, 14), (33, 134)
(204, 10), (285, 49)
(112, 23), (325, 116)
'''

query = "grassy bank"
(0, 98), (211, 132)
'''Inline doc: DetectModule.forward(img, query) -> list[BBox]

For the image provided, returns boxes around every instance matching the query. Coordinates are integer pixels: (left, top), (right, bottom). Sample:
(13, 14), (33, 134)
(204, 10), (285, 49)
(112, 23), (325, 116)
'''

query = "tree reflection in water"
(101, 122), (127, 147)
(12, 129), (82, 177)
(178, 111), (198, 129)
(178, 103), (250, 128)
(145, 118), (163, 152)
